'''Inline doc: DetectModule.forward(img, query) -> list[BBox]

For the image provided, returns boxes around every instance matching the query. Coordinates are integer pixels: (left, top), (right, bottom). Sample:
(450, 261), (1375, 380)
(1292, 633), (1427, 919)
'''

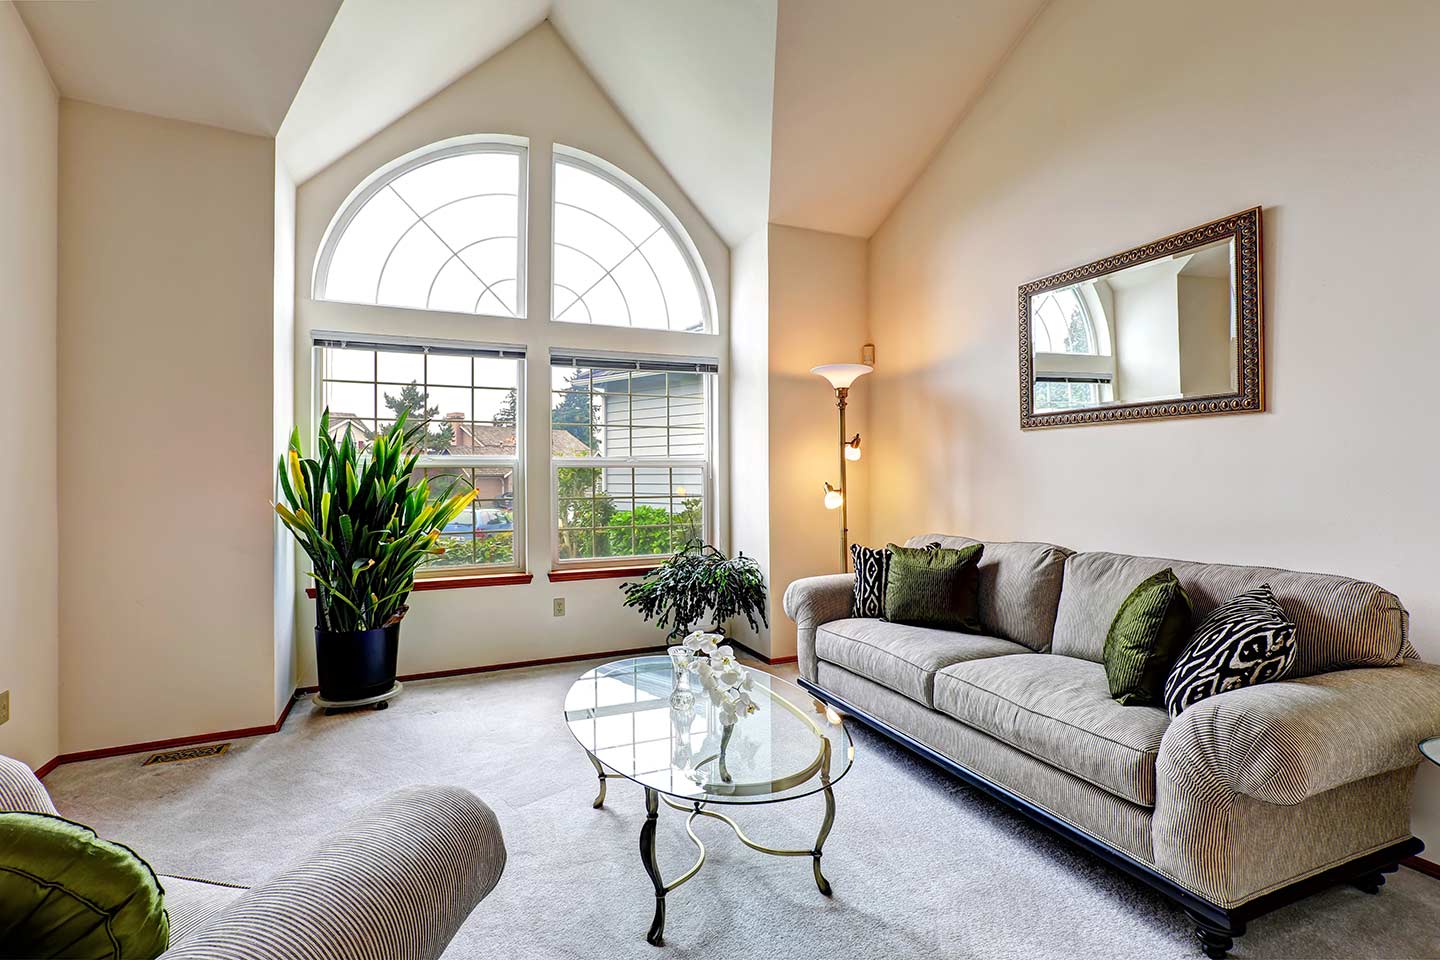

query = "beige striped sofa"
(0, 755), (506, 959)
(784, 534), (1440, 959)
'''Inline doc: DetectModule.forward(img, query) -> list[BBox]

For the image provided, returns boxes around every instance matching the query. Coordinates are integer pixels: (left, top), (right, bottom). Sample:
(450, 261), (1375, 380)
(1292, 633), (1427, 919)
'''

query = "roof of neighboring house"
(327, 412), (590, 457)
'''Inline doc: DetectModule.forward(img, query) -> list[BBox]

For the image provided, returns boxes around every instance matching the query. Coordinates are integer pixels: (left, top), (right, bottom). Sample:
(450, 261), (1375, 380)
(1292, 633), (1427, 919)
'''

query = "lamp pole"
(836, 386), (850, 571)
(811, 362), (872, 576)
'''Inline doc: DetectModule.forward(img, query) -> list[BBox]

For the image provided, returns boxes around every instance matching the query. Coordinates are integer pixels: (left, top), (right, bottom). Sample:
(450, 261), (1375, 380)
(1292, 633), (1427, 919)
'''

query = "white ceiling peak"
(278, 0), (549, 184)
(769, 0), (1049, 238)
(15, 0), (341, 137)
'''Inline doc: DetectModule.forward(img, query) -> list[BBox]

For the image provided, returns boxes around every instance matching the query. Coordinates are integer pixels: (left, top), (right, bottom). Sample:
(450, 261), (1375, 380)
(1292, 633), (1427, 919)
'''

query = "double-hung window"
(315, 336), (526, 574)
(550, 353), (716, 567)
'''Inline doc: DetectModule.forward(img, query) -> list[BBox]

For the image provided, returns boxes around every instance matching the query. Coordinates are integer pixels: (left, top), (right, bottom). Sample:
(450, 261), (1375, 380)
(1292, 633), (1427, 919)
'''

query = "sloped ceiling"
(15, 0), (1046, 244)
(550, 0), (777, 246)
(14, 0), (341, 137)
(278, 0), (549, 184)
(769, 0), (1048, 237)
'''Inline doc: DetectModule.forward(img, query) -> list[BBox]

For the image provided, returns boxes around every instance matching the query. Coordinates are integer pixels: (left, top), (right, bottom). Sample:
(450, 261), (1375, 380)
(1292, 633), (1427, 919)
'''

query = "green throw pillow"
(883, 542), (984, 633)
(1103, 568), (1193, 706)
(0, 812), (169, 959)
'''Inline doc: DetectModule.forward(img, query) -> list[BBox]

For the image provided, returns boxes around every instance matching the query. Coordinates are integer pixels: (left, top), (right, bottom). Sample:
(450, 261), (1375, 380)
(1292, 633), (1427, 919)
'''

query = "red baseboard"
(1403, 855), (1440, 879)
(727, 637), (798, 666)
(36, 693), (303, 779)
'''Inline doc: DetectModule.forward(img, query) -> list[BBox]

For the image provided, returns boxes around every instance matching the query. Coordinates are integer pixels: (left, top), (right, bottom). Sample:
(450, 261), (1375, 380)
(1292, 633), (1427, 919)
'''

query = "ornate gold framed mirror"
(1019, 207), (1263, 429)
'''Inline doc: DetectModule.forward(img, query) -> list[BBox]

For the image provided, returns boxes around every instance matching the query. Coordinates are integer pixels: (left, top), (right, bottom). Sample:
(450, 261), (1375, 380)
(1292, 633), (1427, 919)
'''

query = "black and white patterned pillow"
(1162, 583), (1297, 717)
(851, 542), (940, 618)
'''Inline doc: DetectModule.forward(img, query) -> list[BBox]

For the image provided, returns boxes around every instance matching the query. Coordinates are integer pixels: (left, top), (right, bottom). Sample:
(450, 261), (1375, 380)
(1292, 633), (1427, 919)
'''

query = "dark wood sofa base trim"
(797, 677), (1423, 958)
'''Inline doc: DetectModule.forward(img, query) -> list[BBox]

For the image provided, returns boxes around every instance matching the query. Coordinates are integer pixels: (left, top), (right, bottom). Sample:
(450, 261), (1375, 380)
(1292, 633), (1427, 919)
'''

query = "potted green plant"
(619, 540), (769, 640)
(275, 410), (477, 705)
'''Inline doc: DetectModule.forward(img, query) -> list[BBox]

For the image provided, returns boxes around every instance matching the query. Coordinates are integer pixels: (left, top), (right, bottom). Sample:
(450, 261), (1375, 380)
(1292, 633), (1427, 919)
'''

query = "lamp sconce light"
(811, 362), (873, 571)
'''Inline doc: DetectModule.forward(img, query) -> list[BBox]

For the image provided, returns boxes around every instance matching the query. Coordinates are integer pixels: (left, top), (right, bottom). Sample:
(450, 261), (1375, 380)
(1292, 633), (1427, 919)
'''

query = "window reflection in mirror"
(1031, 237), (1235, 413)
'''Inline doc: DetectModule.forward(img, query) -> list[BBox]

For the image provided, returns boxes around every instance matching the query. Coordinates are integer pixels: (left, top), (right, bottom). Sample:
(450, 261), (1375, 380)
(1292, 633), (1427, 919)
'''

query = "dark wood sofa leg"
(1185, 910), (1237, 959)
(1351, 869), (1386, 894)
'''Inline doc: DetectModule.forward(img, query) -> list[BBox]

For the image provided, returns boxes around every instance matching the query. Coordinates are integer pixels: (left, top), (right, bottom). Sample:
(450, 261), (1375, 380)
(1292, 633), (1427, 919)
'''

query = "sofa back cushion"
(905, 535), (1072, 652)
(1052, 551), (1415, 677)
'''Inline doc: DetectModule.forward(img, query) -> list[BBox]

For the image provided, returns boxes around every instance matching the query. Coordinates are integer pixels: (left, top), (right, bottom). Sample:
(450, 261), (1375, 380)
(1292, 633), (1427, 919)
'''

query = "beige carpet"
(43, 658), (1440, 960)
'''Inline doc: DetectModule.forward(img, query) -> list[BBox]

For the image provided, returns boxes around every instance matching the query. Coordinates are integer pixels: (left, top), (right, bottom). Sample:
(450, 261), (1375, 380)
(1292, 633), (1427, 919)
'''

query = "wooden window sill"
(548, 565), (658, 583)
(305, 572), (533, 598)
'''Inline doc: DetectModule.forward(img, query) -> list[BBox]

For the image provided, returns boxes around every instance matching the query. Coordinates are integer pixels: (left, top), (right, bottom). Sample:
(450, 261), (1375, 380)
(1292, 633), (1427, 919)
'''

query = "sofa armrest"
(160, 786), (505, 960)
(0, 755), (58, 815)
(783, 574), (853, 682)
(1158, 662), (1440, 806)
(1153, 662), (1440, 905)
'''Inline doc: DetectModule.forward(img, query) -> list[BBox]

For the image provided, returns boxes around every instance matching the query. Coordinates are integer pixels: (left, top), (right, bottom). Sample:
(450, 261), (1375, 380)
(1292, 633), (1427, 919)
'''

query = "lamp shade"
(811, 363), (873, 390)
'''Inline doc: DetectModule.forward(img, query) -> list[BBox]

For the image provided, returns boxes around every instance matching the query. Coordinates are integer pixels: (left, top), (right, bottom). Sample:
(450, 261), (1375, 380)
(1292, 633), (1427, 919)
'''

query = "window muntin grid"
(315, 140), (527, 318)
(317, 343), (524, 573)
(551, 364), (710, 565)
(552, 153), (710, 333)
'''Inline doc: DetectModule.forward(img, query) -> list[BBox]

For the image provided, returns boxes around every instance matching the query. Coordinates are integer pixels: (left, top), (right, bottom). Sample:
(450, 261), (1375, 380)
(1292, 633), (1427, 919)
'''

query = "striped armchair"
(0, 754), (506, 959)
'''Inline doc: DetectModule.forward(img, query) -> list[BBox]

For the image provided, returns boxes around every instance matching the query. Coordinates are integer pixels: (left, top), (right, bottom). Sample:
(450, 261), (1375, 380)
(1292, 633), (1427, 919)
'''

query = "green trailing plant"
(275, 409), (478, 632)
(620, 540), (769, 641)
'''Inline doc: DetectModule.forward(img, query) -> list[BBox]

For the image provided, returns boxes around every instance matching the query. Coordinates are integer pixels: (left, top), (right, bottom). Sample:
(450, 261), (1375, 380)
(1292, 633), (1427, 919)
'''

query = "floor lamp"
(811, 363), (873, 572)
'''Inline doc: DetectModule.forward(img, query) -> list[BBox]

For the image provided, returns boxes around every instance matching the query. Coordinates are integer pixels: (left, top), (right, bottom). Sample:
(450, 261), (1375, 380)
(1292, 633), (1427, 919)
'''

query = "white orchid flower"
(740, 672), (754, 691)
(683, 631), (708, 651)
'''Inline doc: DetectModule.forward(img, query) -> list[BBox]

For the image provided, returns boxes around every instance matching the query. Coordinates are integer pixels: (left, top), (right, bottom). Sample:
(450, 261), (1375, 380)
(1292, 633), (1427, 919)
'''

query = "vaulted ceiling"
(12, 0), (1047, 243)
(15, 0), (341, 137)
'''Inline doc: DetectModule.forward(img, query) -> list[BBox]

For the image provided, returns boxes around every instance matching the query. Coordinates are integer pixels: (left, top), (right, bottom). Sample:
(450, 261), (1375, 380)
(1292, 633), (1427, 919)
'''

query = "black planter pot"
(314, 618), (401, 702)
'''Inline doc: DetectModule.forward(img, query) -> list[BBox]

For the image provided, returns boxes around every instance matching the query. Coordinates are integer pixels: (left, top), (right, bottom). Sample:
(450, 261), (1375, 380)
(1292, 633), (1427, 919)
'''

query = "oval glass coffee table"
(564, 655), (854, 946)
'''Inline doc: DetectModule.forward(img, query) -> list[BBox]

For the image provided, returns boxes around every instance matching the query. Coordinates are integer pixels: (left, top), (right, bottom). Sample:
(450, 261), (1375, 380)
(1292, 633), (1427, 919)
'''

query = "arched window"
(551, 147), (712, 333)
(313, 136), (527, 317)
(1032, 288), (1097, 355)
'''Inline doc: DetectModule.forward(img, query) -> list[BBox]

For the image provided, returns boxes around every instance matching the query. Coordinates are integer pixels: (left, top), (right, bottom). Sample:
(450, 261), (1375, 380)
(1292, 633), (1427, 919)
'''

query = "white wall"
(867, 0), (1440, 849)
(292, 23), (730, 682)
(58, 100), (279, 752)
(728, 228), (772, 654)
(766, 225), (869, 658)
(0, 3), (59, 769)
(273, 157), (298, 719)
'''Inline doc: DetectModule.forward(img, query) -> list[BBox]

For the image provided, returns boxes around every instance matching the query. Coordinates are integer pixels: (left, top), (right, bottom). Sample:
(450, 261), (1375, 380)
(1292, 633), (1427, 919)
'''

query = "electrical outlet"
(553, 598), (566, 617)
(0, 690), (9, 727)
(861, 343), (876, 365)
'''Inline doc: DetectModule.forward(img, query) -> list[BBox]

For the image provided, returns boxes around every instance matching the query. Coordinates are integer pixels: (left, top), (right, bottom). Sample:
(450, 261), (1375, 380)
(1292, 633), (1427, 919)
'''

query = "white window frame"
(549, 354), (716, 571)
(550, 144), (716, 334)
(311, 135), (530, 319)
(312, 332), (527, 577)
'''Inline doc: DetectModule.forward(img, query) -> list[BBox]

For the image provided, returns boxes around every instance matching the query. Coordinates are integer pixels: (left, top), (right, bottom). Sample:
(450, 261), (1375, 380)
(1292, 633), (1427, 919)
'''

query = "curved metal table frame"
(570, 661), (847, 947)
(592, 739), (837, 946)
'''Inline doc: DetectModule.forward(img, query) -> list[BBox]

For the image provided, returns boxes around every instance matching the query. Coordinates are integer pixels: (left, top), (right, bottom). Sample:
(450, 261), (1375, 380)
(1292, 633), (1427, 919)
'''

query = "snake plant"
(275, 409), (478, 632)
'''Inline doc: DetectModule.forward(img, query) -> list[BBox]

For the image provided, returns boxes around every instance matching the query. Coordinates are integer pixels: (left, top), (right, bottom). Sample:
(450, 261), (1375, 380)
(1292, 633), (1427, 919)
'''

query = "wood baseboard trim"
(36, 693), (303, 779)
(35, 645), (671, 779)
(727, 637), (798, 666)
(391, 645), (668, 684)
(1403, 855), (1440, 880)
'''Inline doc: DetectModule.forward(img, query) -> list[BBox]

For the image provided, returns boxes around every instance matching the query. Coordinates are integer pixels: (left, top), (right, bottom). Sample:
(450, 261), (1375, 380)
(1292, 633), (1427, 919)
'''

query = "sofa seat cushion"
(933, 654), (1170, 806)
(814, 618), (1031, 706)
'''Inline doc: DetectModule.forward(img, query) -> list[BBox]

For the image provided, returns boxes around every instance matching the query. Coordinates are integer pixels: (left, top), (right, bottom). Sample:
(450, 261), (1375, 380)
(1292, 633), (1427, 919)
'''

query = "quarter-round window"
(552, 147), (712, 333)
(313, 137), (527, 317)
(1032, 288), (1096, 355)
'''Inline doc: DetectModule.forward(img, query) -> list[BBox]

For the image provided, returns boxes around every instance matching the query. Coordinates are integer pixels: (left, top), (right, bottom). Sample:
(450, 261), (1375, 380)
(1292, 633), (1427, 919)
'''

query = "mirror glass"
(1029, 237), (1237, 413)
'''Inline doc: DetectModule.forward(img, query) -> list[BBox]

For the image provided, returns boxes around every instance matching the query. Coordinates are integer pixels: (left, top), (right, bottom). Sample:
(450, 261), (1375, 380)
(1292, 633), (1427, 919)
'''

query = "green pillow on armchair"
(0, 811), (169, 959)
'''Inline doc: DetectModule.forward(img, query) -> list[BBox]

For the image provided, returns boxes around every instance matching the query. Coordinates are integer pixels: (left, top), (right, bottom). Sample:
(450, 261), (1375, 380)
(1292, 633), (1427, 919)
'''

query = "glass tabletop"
(1422, 738), (1440, 766)
(564, 656), (854, 805)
